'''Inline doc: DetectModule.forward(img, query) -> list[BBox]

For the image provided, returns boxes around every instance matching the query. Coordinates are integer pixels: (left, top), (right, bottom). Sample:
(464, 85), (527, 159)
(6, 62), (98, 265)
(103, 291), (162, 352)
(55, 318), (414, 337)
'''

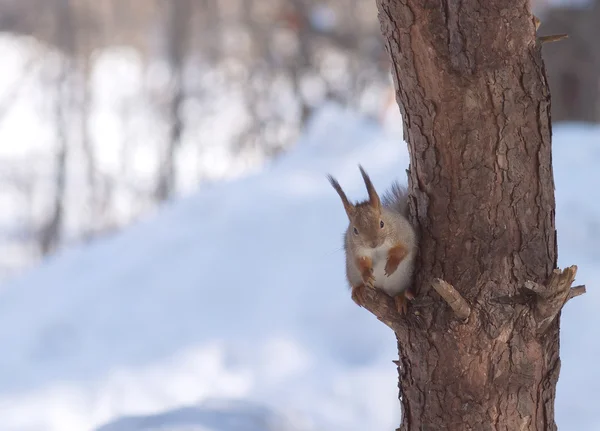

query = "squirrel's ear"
(358, 165), (381, 210)
(327, 174), (354, 217)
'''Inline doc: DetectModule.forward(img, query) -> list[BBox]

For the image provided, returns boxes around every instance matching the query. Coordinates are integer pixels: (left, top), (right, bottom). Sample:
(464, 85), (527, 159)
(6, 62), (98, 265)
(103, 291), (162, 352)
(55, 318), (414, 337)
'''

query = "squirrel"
(328, 166), (418, 314)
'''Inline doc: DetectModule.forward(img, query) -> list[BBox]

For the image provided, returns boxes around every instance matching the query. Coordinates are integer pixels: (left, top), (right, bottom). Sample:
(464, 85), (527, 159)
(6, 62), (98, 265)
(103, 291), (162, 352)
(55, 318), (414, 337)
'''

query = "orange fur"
(395, 293), (408, 314)
(356, 256), (375, 288)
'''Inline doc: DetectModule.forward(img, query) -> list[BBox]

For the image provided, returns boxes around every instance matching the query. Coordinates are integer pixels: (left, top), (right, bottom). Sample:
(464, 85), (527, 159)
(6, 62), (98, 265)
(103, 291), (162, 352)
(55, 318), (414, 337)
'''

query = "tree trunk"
(41, 0), (74, 256)
(155, 0), (190, 202)
(356, 1), (584, 430)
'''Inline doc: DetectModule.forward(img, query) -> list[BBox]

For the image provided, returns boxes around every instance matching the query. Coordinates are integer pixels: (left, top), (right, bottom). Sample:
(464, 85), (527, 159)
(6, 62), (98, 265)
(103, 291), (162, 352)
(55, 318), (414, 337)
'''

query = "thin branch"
(431, 278), (471, 320)
(532, 15), (568, 44)
(533, 15), (568, 45)
(538, 34), (568, 44)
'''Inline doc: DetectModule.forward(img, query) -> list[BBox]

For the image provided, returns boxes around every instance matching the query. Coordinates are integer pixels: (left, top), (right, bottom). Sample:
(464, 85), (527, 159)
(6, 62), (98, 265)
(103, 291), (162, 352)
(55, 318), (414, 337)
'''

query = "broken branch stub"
(431, 278), (471, 320)
(524, 265), (582, 333)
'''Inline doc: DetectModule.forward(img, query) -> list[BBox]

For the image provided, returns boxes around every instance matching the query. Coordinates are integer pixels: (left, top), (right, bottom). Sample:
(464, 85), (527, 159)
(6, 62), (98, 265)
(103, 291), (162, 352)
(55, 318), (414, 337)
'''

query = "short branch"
(356, 287), (406, 333)
(431, 278), (471, 320)
(567, 285), (586, 301)
(538, 34), (568, 44)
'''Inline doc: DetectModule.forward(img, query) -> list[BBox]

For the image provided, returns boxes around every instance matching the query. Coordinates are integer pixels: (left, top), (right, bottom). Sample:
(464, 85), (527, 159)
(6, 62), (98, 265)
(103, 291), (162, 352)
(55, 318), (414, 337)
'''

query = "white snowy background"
(0, 36), (599, 431)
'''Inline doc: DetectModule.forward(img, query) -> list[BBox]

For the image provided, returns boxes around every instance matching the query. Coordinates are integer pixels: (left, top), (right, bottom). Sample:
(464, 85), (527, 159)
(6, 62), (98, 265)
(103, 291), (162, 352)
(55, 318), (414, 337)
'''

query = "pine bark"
(360, 1), (582, 429)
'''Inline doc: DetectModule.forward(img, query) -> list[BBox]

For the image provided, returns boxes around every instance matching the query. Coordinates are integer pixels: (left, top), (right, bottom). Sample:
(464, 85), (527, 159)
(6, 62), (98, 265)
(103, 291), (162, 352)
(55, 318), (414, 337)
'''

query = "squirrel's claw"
(404, 286), (416, 301)
(384, 260), (397, 277)
(395, 294), (408, 315)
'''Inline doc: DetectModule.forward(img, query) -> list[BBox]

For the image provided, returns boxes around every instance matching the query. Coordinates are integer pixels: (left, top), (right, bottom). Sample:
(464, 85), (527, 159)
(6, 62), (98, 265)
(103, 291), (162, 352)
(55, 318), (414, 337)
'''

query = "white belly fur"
(359, 245), (411, 297)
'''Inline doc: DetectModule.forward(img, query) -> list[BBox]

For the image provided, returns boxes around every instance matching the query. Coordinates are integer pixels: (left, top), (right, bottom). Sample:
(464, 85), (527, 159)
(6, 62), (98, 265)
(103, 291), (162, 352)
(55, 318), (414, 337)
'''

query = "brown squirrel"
(328, 166), (417, 314)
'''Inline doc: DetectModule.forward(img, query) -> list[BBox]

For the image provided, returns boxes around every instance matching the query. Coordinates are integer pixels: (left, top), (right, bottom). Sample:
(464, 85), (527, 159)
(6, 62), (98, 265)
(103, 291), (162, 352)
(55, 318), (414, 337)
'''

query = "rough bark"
(360, 1), (584, 429)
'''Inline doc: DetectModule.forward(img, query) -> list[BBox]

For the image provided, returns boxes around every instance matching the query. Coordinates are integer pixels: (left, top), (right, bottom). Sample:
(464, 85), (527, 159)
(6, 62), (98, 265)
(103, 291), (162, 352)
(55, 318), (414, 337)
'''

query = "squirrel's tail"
(382, 181), (409, 217)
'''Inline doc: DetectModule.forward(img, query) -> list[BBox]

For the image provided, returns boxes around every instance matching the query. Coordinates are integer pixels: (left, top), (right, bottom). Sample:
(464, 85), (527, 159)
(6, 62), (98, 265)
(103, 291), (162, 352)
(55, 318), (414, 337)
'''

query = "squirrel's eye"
(380, 220), (384, 228)
(353, 227), (359, 235)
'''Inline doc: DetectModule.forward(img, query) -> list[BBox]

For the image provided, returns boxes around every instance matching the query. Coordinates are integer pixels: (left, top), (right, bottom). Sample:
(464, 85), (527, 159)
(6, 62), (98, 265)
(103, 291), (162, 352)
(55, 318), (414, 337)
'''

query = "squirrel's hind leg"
(394, 292), (410, 314)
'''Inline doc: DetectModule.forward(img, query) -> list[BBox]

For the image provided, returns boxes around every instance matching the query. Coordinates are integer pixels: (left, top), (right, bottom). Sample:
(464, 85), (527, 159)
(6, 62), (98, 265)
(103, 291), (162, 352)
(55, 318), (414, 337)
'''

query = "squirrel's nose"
(370, 240), (378, 248)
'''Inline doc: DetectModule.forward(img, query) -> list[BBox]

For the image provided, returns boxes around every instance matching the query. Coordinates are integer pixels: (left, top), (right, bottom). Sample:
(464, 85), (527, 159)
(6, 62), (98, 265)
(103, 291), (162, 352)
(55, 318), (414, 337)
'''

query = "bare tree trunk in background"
(288, 0), (314, 125)
(200, 0), (220, 63)
(79, 59), (97, 237)
(155, 0), (190, 202)
(76, 0), (97, 239)
(352, 1), (584, 429)
(40, 0), (73, 255)
(540, 2), (600, 123)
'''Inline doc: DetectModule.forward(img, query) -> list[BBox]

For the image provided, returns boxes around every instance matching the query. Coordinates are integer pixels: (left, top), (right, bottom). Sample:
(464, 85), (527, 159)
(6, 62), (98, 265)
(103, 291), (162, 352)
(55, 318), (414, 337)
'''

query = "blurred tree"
(73, 0), (97, 239)
(358, 1), (584, 429)
(40, 0), (74, 255)
(0, 0), (394, 273)
(539, 1), (600, 123)
(155, 0), (190, 201)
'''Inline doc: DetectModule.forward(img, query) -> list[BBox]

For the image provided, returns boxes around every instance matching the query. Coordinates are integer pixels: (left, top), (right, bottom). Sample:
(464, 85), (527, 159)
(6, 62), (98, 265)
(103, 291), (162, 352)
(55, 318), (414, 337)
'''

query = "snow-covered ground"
(0, 103), (598, 431)
(95, 399), (301, 431)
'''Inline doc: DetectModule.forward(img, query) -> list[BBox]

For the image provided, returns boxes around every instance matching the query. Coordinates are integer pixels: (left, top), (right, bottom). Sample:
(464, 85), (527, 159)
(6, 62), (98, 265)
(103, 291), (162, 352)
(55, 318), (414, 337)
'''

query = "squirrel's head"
(328, 165), (388, 249)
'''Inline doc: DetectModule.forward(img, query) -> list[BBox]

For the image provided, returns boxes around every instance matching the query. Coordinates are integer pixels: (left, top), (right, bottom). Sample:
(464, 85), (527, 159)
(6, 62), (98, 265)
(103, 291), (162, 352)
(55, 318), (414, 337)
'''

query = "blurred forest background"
(0, 0), (597, 282)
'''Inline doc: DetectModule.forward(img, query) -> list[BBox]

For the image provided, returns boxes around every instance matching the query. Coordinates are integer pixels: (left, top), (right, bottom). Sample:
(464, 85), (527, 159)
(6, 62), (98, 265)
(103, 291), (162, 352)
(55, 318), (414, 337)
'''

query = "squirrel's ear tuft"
(327, 174), (354, 217)
(358, 165), (381, 210)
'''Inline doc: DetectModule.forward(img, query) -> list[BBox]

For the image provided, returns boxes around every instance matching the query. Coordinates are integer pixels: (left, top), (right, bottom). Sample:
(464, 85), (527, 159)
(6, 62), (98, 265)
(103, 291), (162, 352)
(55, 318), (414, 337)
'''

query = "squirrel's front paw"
(356, 256), (375, 288)
(385, 244), (408, 276)
(384, 258), (399, 277)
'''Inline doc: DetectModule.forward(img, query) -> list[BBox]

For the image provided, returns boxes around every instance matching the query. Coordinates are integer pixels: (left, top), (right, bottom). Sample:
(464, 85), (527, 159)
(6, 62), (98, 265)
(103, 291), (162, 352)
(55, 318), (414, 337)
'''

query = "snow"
(0, 103), (599, 431)
(0, 103), (405, 431)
